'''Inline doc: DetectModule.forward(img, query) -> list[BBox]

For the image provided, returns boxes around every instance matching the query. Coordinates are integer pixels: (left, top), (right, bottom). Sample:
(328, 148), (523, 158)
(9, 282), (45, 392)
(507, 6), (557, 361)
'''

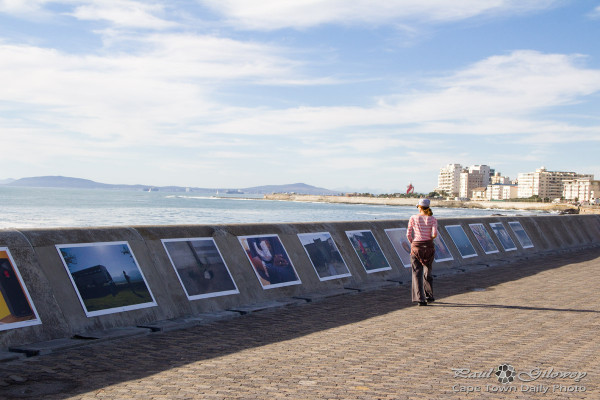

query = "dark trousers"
(411, 253), (434, 302)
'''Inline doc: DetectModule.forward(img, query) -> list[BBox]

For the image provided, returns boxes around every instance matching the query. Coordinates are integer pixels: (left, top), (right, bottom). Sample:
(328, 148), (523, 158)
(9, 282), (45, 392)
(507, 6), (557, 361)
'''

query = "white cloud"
(198, 0), (561, 30)
(68, 0), (176, 29)
(0, 33), (301, 147)
(382, 51), (600, 125)
(2, 37), (599, 164)
(0, 0), (48, 15)
(589, 5), (600, 19)
(197, 51), (600, 138)
(0, 1), (177, 29)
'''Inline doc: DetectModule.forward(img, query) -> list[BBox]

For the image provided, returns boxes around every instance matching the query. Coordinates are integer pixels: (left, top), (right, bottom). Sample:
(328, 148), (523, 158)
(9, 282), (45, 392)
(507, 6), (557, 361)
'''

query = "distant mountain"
(7, 176), (113, 189)
(0, 178), (15, 184)
(2, 176), (340, 195)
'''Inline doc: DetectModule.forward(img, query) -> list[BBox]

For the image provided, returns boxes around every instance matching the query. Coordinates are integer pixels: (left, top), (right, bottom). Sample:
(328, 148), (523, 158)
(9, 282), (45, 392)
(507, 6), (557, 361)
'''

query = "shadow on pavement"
(0, 247), (598, 399)
(432, 302), (600, 314)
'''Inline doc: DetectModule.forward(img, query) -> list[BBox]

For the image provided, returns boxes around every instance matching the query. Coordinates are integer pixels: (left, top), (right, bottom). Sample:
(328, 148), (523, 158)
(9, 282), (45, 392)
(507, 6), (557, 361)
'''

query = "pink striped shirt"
(407, 215), (438, 242)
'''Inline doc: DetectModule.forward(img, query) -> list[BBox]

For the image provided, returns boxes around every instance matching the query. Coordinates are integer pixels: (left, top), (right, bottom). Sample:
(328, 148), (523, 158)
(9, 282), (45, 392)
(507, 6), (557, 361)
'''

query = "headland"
(264, 193), (600, 214)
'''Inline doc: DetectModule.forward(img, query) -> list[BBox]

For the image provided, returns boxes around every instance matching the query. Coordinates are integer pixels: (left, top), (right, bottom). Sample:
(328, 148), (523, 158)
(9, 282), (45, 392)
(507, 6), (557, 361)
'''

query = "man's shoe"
(418, 301), (428, 306)
(426, 297), (435, 303)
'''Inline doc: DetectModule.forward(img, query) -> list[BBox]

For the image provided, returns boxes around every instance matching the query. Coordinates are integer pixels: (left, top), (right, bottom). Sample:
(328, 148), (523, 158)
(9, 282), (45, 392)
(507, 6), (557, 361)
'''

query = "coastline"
(264, 194), (599, 214)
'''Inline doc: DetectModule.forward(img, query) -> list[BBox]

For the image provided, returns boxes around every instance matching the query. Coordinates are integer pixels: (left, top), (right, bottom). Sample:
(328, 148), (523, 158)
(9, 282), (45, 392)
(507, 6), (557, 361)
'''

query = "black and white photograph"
(162, 238), (239, 300)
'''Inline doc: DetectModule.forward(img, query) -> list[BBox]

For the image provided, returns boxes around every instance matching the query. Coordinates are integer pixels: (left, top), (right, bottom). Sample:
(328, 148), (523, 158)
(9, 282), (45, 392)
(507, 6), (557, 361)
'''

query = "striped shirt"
(407, 214), (438, 242)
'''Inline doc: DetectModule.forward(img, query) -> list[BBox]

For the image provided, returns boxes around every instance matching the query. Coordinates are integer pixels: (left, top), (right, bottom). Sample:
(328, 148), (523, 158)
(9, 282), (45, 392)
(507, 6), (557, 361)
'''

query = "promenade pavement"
(0, 247), (598, 399)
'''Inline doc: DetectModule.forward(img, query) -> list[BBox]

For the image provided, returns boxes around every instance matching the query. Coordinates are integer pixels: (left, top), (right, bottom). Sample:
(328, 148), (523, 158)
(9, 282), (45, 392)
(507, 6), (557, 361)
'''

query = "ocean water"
(0, 186), (543, 229)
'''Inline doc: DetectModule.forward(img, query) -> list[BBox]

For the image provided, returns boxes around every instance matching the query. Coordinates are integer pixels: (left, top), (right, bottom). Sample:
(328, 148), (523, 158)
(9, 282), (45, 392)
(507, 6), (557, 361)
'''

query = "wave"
(164, 195), (265, 202)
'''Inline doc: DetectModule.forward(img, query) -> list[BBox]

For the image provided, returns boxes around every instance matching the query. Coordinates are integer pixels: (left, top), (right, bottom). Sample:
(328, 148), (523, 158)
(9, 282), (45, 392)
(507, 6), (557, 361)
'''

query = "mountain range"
(0, 176), (341, 195)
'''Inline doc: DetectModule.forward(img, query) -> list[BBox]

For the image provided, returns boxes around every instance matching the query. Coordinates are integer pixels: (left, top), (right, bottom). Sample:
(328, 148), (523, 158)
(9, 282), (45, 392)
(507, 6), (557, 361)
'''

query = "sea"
(0, 186), (546, 229)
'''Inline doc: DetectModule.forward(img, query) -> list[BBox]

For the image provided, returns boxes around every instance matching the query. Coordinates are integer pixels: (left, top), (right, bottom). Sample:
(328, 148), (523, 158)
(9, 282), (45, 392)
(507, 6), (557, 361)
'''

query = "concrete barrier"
(0, 214), (598, 353)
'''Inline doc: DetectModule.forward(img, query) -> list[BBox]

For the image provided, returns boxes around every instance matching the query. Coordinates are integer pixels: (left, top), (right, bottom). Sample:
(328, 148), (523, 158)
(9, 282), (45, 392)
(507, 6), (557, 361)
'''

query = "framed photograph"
(56, 242), (157, 317)
(162, 238), (239, 300)
(445, 225), (478, 259)
(469, 223), (500, 254)
(0, 248), (41, 331)
(239, 234), (301, 289)
(345, 230), (392, 273)
(433, 235), (454, 263)
(508, 221), (534, 249)
(489, 222), (517, 251)
(384, 228), (411, 268)
(297, 232), (351, 281)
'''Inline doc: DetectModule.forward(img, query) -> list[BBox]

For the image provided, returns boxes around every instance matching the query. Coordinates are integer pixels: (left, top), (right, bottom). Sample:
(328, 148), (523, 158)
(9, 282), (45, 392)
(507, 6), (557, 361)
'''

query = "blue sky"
(59, 242), (143, 282)
(1, 1), (599, 193)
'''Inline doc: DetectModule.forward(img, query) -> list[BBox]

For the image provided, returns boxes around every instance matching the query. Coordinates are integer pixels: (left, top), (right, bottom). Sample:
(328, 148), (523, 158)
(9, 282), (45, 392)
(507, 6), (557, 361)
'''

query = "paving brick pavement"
(0, 248), (598, 400)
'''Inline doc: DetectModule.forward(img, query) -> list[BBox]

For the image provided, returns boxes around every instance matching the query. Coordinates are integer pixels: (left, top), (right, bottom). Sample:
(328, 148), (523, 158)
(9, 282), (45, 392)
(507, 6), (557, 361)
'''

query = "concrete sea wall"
(0, 214), (599, 354)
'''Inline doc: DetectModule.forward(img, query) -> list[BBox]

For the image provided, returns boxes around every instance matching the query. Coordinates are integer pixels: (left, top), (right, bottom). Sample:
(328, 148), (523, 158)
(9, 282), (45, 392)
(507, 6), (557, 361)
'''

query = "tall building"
(436, 164), (462, 197)
(562, 177), (600, 202)
(459, 165), (493, 199)
(517, 167), (593, 199)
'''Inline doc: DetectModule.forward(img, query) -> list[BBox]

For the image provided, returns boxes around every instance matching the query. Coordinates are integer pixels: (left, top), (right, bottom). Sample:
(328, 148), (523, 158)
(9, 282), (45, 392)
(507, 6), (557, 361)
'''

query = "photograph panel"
(239, 234), (301, 289)
(469, 223), (499, 254)
(162, 238), (239, 300)
(489, 222), (517, 251)
(508, 221), (534, 249)
(384, 228), (411, 268)
(345, 230), (392, 273)
(0, 248), (41, 331)
(56, 242), (157, 317)
(445, 225), (478, 258)
(297, 232), (351, 281)
(433, 235), (454, 262)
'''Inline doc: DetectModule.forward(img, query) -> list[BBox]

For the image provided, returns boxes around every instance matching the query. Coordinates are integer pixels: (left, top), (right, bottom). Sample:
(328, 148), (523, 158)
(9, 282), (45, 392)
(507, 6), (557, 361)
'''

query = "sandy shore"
(263, 193), (598, 213)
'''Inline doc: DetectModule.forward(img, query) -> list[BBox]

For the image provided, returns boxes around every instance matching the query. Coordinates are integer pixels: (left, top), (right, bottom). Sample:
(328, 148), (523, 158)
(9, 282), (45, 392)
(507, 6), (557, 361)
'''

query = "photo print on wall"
(345, 230), (392, 273)
(297, 232), (351, 281)
(445, 225), (478, 258)
(384, 228), (411, 268)
(0, 248), (41, 331)
(56, 242), (157, 317)
(508, 221), (534, 249)
(386, 228), (454, 265)
(239, 234), (301, 289)
(489, 222), (517, 251)
(162, 238), (239, 300)
(469, 223), (500, 255)
(433, 235), (454, 262)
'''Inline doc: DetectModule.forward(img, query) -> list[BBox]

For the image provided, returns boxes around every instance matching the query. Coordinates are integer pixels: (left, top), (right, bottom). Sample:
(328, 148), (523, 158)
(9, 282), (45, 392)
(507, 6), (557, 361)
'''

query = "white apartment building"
(486, 184), (518, 200)
(562, 177), (600, 202)
(517, 167), (593, 199)
(490, 172), (510, 185)
(471, 187), (487, 200)
(459, 165), (493, 199)
(436, 164), (462, 197)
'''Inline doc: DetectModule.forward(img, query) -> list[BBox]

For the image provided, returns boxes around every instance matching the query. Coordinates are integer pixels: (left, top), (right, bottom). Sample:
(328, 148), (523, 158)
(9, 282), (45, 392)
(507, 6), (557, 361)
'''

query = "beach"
(264, 193), (599, 214)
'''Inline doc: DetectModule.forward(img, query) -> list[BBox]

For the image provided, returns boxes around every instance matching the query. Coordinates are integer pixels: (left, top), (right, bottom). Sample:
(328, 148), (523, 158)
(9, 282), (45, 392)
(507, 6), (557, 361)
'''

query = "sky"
(59, 242), (143, 282)
(1, 0), (599, 193)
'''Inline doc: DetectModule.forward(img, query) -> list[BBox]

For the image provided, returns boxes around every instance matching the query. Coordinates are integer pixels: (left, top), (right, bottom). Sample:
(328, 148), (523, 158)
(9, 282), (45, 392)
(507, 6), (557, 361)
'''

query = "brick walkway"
(0, 248), (598, 400)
